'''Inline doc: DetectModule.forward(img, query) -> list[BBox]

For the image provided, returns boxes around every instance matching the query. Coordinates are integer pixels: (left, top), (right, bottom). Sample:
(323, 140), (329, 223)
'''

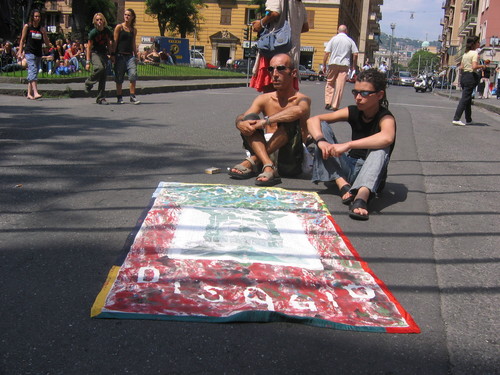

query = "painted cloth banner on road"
(91, 182), (420, 333)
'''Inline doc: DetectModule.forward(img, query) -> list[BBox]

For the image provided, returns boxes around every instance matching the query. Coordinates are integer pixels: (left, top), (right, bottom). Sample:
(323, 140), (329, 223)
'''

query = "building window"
(307, 10), (315, 29)
(220, 8), (232, 25)
(245, 8), (258, 24)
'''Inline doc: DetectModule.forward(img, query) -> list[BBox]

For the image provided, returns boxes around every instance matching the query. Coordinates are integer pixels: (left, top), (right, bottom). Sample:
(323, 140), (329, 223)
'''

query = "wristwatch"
(315, 137), (327, 145)
(264, 116), (270, 126)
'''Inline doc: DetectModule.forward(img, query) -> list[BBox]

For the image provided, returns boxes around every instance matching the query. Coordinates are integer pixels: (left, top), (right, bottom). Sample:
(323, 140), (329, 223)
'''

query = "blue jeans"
(26, 53), (41, 81)
(68, 56), (80, 71)
(114, 54), (137, 84)
(312, 121), (390, 195)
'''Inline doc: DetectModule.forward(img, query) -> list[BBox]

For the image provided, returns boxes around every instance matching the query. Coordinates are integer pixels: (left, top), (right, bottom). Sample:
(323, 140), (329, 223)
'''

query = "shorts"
(26, 53), (41, 81)
(114, 54), (137, 84)
(241, 117), (303, 177)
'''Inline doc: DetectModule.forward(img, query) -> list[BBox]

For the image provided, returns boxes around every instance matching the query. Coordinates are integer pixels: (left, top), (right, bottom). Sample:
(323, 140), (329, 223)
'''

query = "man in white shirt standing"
(322, 25), (358, 111)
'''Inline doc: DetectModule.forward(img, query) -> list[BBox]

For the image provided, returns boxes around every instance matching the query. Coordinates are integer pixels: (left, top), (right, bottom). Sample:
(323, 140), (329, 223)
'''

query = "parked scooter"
(414, 73), (435, 92)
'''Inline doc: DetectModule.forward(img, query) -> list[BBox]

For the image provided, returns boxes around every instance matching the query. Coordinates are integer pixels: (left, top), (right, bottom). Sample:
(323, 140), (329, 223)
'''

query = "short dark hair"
(356, 68), (389, 109)
(465, 36), (480, 52)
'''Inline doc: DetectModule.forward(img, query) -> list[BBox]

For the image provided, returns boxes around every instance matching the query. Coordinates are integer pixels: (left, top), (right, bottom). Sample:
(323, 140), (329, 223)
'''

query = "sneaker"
(84, 84), (92, 94)
(97, 98), (109, 105)
(117, 96), (124, 104)
(130, 96), (141, 105)
(452, 120), (466, 126)
(466, 121), (474, 125)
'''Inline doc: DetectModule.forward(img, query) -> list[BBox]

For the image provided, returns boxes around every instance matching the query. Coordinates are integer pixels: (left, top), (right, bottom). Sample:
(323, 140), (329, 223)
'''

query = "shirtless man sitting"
(229, 53), (311, 186)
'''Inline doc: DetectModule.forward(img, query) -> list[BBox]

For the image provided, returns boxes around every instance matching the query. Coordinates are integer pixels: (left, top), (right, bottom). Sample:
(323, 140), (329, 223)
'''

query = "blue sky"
(380, 0), (443, 41)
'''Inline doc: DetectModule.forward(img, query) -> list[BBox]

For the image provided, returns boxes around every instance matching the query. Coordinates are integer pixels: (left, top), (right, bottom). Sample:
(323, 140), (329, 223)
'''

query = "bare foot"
(341, 190), (353, 202)
(352, 206), (368, 216)
(27, 95), (35, 100)
(33, 94), (42, 99)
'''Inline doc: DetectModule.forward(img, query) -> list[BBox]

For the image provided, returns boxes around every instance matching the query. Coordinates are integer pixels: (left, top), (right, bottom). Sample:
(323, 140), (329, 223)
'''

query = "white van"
(190, 50), (206, 68)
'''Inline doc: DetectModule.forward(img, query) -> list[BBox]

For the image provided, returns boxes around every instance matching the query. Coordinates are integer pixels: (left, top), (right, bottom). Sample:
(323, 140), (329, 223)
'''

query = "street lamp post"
(390, 23), (396, 74)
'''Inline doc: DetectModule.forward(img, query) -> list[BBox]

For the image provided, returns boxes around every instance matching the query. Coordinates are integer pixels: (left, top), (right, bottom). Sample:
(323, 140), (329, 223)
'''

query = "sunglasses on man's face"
(352, 89), (378, 98)
(267, 65), (290, 73)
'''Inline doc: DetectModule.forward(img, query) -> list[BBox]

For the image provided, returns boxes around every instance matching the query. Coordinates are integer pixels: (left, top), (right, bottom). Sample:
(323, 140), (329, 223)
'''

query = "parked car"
(390, 71), (415, 86)
(232, 59), (255, 73)
(189, 50), (206, 68)
(298, 65), (318, 81)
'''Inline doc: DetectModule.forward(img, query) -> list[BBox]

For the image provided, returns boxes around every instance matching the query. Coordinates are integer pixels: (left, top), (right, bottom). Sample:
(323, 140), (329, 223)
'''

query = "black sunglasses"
(267, 65), (290, 73)
(352, 89), (378, 98)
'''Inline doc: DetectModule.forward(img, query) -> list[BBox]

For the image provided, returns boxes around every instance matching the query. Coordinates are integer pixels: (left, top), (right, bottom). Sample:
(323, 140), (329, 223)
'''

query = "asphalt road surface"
(0, 82), (499, 375)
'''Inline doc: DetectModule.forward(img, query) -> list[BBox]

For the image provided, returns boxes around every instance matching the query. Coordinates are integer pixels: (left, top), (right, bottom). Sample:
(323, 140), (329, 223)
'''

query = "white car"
(190, 50), (206, 68)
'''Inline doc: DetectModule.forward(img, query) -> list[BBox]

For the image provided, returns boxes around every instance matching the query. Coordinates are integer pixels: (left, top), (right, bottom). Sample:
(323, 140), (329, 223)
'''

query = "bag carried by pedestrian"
(256, 0), (292, 58)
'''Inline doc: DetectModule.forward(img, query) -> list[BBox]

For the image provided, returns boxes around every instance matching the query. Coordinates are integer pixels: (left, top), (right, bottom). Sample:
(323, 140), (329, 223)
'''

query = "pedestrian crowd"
(1, 27), (89, 77)
(1, 2), (395, 221)
(1, 8), (141, 104)
(5, 1), (496, 221)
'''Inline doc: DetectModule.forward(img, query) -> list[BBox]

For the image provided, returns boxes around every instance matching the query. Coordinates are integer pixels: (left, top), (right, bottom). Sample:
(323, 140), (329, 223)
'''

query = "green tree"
(249, 0), (266, 18)
(71, 0), (116, 42)
(145, 0), (204, 38)
(0, 0), (45, 40)
(408, 50), (439, 74)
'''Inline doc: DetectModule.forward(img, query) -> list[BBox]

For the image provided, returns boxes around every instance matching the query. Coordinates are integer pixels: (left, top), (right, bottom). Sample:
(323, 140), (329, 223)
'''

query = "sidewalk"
(0, 76), (248, 98)
(2, 76), (499, 116)
(434, 87), (500, 115)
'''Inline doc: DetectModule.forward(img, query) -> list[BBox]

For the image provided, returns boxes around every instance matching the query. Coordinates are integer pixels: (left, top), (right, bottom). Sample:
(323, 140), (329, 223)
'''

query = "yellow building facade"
(126, 0), (342, 70)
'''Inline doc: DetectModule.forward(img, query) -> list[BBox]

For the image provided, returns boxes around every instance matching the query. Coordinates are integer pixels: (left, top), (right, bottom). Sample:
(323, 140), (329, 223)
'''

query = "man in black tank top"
(307, 69), (396, 221)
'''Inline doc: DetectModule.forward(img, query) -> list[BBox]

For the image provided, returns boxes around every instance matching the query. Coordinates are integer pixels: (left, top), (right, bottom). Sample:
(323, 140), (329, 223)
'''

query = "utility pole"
(390, 23), (396, 75)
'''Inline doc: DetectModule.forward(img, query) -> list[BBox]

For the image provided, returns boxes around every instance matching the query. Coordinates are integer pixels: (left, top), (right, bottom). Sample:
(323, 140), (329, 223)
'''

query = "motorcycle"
(414, 73), (435, 92)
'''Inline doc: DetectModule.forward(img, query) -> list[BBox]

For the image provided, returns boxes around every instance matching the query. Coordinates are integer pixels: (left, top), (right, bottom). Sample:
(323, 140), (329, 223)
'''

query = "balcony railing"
(458, 15), (477, 36)
(461, 0), (473, 12)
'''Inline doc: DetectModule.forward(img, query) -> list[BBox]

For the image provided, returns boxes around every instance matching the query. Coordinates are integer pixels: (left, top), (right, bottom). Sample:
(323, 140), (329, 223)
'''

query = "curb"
(434, 90), (500, 115)
(0, 81), (248, 98)
(0, 74), (246, 84)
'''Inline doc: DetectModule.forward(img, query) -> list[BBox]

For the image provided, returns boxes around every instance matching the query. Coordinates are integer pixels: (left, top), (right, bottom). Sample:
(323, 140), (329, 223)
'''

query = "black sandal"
(349, 198), (369, 221)
(340, 184), (353, 205)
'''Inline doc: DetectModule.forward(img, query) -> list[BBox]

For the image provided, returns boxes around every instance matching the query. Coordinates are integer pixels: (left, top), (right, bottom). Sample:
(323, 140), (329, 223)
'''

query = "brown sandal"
(228, 157), (259, 179)
(255, 164), (281, 187)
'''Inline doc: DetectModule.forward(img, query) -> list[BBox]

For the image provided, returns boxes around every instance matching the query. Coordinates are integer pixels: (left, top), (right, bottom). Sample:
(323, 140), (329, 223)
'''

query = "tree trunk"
(71, 0), (88, 42)
(157, 19), (165, 36)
